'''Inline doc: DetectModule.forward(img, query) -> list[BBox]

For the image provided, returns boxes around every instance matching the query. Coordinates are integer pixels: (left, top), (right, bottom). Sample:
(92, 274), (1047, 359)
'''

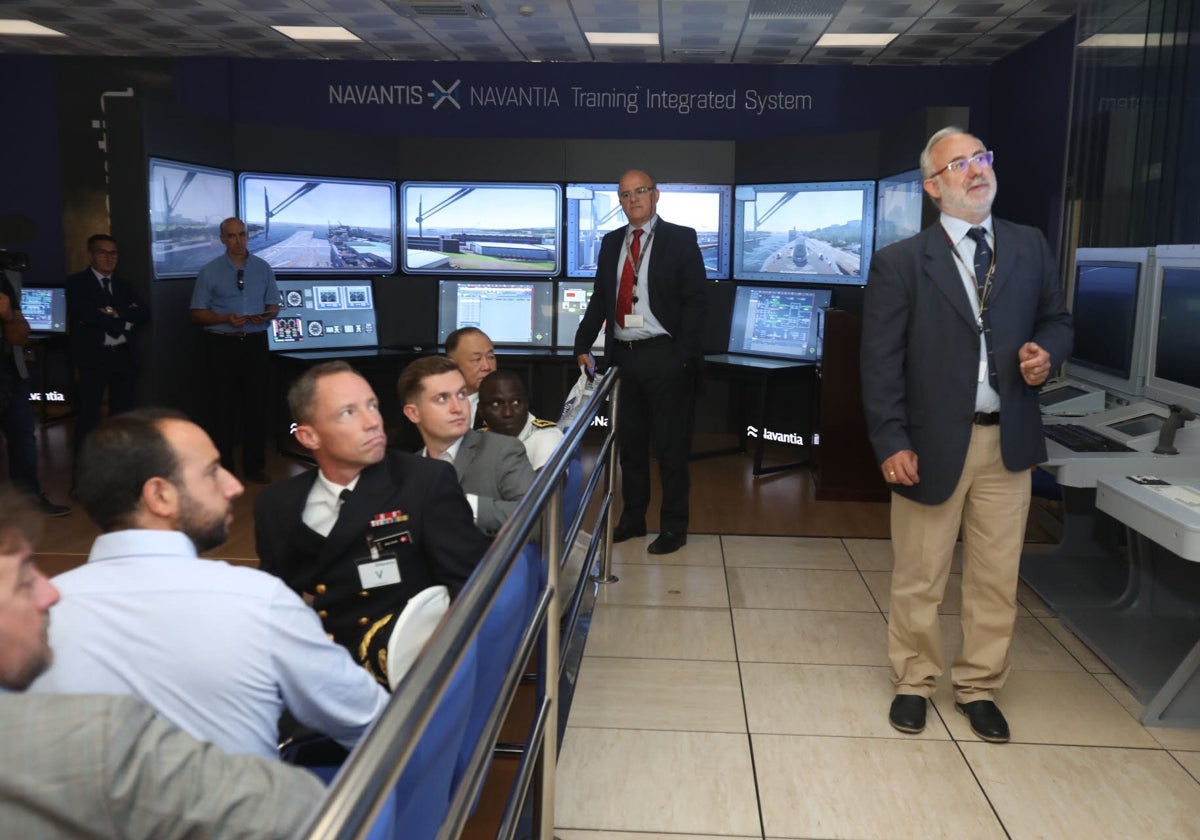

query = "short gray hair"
(919, 126), (977, 180)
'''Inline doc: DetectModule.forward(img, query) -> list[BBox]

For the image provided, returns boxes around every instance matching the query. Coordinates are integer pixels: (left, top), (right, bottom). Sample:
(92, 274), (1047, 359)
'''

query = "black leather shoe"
(612, 521), (647, 543)
(888, 694), (927, 734)
(647, 531), (687, 555)
(956, 700), (1010, 743)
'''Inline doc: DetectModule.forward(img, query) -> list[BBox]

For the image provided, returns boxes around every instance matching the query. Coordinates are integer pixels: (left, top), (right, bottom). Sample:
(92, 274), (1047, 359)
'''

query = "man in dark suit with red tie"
(861, 128), (1073, 742)
(65, 234), (148, 456)
(573, 170), (707, 555)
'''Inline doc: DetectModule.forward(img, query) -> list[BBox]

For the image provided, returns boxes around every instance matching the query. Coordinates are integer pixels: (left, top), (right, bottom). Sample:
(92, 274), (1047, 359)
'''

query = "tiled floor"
(556, 534), (1200, 840)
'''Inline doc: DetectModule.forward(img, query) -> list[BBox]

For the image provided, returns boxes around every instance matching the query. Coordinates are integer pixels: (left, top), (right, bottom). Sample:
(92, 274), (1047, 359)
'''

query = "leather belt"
(972, 411), (1001, 426)
(614, 334), (672, 351)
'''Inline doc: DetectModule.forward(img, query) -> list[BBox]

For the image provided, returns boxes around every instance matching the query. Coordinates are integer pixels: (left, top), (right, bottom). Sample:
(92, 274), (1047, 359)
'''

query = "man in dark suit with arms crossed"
(65, 233), (148, 455)
(254, 361), (488, 686)
(861, 128), (1072, 742)
(573, 170), (707, 555)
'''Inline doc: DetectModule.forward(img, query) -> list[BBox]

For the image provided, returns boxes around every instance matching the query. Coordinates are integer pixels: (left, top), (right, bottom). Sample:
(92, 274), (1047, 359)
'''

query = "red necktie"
(616, 228), (642, 325)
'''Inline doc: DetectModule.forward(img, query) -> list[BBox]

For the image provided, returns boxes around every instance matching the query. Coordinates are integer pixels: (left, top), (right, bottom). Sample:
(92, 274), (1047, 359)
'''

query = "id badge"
(623, 314), (644, 328)
(357, 552), (401, 589)
(978, 360), (988, 383)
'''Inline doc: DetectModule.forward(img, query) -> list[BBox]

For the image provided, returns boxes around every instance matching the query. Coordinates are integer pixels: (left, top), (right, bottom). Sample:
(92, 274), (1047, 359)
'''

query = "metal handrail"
(298, 367), (620, 840)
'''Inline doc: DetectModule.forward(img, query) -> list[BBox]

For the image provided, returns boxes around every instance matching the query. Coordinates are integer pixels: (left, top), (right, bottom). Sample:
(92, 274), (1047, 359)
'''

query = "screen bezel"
(725, 284), (833, 362)
(148, 157), (237, 280)
(1144, 245), (1200, 413)
(732, 180), (875, 285)
(564, 182), (732, 280)
(20, 286), (68, 334)
(874, 168), (925, 252)
(268, 278), (380, 352)
(237, 171), (397, 276)
(436, 279), (554, 348)
(401, 181), (562, 278)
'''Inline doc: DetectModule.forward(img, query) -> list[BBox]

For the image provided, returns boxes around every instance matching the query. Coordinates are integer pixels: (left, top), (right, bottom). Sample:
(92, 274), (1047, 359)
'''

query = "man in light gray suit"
(0, 486), (326, 839)
(398, 356), (534, 537)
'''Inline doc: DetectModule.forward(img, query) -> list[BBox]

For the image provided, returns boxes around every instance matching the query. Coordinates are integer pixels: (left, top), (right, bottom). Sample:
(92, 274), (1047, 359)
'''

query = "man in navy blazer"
(65, 234), (148, 456)
(254, 361), (487, 686)
(573, 170), (707, 555)
(862, 128), (1072, 743)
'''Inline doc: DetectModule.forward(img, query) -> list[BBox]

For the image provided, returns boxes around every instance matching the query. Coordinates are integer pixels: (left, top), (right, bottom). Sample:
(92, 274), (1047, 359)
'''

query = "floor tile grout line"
(719, 534), (771, 840)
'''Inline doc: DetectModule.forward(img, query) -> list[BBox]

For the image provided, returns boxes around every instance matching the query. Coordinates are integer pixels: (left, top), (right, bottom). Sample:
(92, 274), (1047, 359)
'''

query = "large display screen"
(565, 183), (731, 279)
(1152, 266), (1200, 390)
(875, 169), (924, 252)
(555, 281), (603, 350)
(20, 287), (67, 334)
(148, 158), (237, 279)
(726, 285), (833, 361)
(733, 181), (875, 284)
(238, 173), (396, 274)
(268, 279), (378, 351)
(437, 280), (553, 347)
(402, 182), (561, 277)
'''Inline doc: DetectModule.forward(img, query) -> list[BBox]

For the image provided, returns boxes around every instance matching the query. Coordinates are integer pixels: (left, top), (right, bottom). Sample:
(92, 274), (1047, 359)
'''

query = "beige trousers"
(887, 424), (1032, 703)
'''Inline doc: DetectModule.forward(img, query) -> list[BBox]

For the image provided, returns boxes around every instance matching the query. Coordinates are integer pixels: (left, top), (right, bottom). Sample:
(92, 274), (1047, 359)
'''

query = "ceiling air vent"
(748, 0), (846, 18)
(385, 1), (493, 20)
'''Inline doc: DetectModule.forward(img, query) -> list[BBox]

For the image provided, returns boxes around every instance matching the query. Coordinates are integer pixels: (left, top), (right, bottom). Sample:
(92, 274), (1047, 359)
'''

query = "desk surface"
(704, 353), (814, 371)
(1095, 474), (1200, 562)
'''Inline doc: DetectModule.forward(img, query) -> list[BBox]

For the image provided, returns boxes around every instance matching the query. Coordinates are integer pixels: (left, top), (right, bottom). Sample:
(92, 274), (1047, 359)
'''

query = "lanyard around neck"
(944, 227), (996, 324)
(624, 223), (655, 283)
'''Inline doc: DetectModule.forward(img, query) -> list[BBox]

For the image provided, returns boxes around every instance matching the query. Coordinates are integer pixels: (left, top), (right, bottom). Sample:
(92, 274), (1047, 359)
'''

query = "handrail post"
(593, 376), (620, 584)
(534, 490), (563, 840)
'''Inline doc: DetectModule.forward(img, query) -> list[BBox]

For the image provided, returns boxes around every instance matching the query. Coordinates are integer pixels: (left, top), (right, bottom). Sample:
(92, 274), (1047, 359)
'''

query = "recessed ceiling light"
(1078, 33), (1147, 48)
(272, 25), (361, 42)
(585, 32), (659, 47)
(816, 33), (896, 47)
(0, 19), (66, 36)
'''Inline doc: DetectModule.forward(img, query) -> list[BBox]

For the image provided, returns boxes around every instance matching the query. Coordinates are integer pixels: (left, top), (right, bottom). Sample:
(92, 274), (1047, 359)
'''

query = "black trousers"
(612, 338), (696, 535)
(74, 349), (137, 455)
(203, 331), (270, 475)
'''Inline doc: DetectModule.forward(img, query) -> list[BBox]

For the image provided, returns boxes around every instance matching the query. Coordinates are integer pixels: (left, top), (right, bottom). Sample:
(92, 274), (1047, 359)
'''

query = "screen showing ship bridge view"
(402, 182), (562, 277)
(148, 159), (237, 279)
(238, 173), (396, 274)
(734, 182), (872, 284)
(565, 183), (731, 279)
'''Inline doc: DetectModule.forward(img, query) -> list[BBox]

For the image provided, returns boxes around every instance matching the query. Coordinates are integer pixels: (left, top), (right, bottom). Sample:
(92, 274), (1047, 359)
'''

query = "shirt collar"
(314, 469), (360, 506)
(940, 213), (992, 247)
(421, 435), (464, 461)
(628, 214), (659, 236)
(88, 530), (201, 564)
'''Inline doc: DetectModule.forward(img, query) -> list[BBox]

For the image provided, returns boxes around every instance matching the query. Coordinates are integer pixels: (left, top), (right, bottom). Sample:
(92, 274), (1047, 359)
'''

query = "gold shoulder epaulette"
(531, 417), (557, 428)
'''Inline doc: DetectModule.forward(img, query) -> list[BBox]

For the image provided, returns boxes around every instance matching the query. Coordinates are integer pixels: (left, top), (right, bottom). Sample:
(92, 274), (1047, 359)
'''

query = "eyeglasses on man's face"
(618, 185), (656, 202)
(937, 150), (994, 178)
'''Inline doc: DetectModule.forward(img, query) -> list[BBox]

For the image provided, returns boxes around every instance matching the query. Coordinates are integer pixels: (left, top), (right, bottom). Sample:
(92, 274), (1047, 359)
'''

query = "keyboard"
(1043, 423), (1135, 453)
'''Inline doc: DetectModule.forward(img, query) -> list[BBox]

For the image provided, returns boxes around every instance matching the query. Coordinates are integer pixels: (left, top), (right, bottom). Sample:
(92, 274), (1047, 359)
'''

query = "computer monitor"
(268, 279), (379, 351)
(20, 286), (67, 334)
(1145, 244), (1200, 414)
(565, 182), (731, 279)
(401, 182), (561, 277)
(1064, 247), (1155, 400)
(555, 281), (602, 350)
(238, 172), (396, 274)
(875, 169), (924, 252)
(733, 180), (874, 284)
(436, 280), (553, 348)
(148, 158), (236, 279)
(726, 285), (833, 361)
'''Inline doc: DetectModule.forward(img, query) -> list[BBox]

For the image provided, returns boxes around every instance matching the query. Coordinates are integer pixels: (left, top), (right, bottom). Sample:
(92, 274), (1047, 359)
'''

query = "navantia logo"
(431, 79), (461, 110)
(590, 415), (609, 427)
(746, 424), (816, 446)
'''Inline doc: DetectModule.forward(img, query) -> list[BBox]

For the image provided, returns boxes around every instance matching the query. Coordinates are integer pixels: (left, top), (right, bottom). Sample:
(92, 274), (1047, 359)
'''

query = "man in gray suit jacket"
(0, 486), (325, 838)
(399, 355), (534, 537)
(861, 128), (1072, 743)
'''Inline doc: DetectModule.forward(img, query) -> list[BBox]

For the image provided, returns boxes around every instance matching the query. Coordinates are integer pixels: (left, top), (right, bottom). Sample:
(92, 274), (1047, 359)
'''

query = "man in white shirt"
(0, 486), (327, 838)
(29, 407), (388, 761)
(477, 369), (563, 471)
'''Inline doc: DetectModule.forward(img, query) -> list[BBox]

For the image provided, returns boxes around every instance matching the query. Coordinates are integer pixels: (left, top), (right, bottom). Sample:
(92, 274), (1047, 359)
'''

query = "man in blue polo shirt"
(189, 217), (279, 484)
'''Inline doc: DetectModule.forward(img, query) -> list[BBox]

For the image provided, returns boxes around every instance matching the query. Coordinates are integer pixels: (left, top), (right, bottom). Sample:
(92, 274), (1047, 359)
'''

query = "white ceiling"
(0, 0), (1149, 66)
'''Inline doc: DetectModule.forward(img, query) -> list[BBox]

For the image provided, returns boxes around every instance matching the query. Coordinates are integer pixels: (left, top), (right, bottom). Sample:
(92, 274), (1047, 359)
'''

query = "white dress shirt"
(29, 530), (388, 760)
(940, 213), (1001, 413)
